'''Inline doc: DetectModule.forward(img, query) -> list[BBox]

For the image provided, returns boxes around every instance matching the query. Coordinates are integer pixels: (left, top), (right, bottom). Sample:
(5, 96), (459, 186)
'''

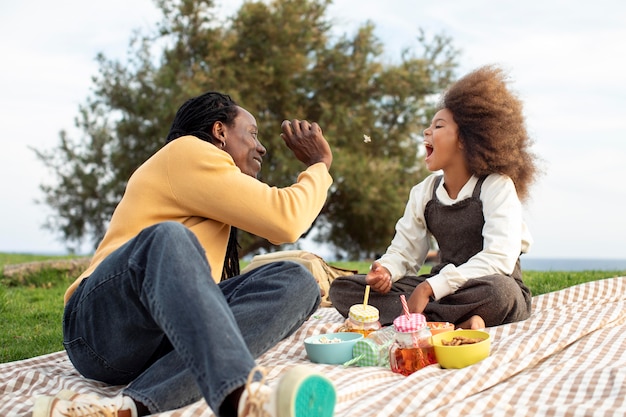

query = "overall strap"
(471, 175), (489, 198)
(431, 175), (443, 200)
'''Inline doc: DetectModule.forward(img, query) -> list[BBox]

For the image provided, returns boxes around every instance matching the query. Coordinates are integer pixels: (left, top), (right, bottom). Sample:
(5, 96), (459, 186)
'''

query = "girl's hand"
(365, 261), (392, 293)
(407, 281), (434, 314)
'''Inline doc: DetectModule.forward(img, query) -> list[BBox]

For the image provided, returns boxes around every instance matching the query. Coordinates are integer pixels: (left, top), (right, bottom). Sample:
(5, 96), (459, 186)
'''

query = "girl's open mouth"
(424, 142), (434, 158)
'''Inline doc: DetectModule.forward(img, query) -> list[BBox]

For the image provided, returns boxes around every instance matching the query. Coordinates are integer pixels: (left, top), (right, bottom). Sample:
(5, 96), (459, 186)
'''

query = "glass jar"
(351, 325), (396, 367)
(389, 313), (437, 376)
(342, 304), (381, 337)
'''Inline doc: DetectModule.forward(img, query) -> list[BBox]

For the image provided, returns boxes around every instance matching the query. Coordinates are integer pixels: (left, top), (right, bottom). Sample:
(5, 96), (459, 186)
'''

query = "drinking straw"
(343, 354), (365, 367)
(400, 294), (419, 346)
(363, 285), (371, 307)
(400, 294), (410, 319)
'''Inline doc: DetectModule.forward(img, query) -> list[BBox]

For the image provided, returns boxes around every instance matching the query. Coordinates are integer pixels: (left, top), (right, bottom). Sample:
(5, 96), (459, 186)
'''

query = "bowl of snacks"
(304, 332), (363, 364)
(431, 329), (491, 369)
(427, 321), (455, 335)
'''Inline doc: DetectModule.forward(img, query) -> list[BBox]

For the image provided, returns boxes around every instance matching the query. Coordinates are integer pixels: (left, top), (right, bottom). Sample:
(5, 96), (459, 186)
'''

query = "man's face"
(222, 107), (266, 178)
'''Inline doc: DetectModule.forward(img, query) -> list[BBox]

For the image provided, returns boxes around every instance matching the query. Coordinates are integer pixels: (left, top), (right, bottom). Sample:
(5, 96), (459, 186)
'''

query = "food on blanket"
(441, 336), (484, 346)
(427, 321), (455, 335)
(313, 336), (343, 344)
(431, 329), (491, 369)
(342, 304), (381, 337)
(304, 332), (363, 365)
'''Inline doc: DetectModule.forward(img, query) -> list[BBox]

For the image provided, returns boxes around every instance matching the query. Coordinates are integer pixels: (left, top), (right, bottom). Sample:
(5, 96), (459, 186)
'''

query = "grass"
(0, 253), (79, 364)
(1, 253), (624, 364)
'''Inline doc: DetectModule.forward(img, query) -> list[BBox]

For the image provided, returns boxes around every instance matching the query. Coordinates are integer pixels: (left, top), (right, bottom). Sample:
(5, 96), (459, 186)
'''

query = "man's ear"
(212, 121), (226, 139)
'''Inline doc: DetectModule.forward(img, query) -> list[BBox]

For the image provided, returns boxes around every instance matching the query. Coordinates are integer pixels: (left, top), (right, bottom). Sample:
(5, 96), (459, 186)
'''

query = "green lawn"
(1, 253), (624, 363)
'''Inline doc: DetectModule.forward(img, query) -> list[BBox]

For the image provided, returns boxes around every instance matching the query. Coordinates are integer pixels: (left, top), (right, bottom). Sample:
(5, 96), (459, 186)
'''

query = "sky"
(0, 0), (624, 260)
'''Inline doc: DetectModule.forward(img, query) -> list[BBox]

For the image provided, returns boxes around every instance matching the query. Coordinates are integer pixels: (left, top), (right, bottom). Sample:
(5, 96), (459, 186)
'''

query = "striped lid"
(348, 304), (380, 323)
(393, 313), (427, 332)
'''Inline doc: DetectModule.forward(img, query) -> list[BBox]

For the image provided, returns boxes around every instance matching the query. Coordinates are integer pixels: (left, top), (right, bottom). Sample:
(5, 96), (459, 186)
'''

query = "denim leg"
(63, 222), (321, 416)
(219, 260), (322, 357)
(126, 260), (321, 415)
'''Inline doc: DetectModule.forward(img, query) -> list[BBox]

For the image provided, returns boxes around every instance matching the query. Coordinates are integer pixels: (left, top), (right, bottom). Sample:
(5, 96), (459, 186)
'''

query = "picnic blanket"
(2, 276), (625, 417)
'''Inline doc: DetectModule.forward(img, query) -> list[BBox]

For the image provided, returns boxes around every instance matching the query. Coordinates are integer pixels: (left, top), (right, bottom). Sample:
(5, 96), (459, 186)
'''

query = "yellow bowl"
(431, 329), (491, 369)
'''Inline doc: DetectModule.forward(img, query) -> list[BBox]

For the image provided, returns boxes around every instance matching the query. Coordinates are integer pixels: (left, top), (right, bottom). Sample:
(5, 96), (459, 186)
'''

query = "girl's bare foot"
(457, 315), (485, 330)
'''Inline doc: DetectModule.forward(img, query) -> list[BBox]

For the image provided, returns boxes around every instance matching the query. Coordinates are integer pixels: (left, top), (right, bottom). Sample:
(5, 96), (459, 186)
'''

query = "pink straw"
(399, 294), (419, 345)
(400, 295), (410, 319)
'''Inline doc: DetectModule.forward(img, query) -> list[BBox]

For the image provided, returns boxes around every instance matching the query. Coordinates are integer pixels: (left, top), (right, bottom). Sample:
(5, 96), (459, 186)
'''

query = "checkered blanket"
(2, 276), (625, 416)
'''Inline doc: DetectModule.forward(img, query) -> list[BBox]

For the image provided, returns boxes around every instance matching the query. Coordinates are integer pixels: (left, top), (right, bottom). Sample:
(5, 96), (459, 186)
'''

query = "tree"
(35, 0), (459, 259)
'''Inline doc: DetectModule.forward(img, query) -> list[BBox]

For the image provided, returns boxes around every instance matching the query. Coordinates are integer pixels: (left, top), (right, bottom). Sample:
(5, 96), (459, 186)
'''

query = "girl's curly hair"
(439, 65), (540, 201)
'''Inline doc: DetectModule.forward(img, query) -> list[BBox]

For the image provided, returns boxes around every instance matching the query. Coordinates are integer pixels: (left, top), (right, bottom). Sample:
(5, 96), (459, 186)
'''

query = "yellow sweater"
(64, 135), (333, 304)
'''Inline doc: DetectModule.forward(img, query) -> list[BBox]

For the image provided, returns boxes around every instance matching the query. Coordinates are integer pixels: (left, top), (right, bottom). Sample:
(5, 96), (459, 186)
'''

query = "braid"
(221, 227), (241, 281)
(166, 92), (239, 145)
(167, 91), (242, 280)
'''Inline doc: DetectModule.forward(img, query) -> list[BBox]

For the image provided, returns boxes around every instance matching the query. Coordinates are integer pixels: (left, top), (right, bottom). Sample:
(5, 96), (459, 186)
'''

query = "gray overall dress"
(329, 175), (532, 327)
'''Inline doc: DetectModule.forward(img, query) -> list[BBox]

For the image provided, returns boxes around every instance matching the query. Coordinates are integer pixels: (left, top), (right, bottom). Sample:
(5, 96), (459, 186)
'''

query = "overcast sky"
(1, 0), (624, 260)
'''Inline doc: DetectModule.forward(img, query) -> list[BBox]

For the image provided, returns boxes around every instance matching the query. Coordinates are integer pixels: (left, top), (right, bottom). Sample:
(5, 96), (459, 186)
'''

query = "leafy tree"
(35, 0), (459, 259)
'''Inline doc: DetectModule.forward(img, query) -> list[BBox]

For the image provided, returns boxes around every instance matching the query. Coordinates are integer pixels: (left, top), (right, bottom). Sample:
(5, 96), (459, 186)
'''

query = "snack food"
(341, 304), (381, 337)
(432, 329), (491, 368)
(313, 336), (343, 344)
(427, 321), (454, 335)
(441, 335), (485, 346)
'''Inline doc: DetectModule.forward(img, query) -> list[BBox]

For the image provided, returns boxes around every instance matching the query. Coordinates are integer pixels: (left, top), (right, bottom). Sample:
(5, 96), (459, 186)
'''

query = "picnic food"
(313, 336), (343, 344)
(441, 335), (485, 346)
(427, 321), (455, 335)
(341, 304), (381, 337)
(304, 332), (363, 364)
(432, 330), (491, 369)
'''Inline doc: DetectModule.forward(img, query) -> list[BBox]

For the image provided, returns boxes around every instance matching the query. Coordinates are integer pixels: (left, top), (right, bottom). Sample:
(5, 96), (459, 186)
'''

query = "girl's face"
(422, 108), (465, 173)
(220, 107), (267, 178)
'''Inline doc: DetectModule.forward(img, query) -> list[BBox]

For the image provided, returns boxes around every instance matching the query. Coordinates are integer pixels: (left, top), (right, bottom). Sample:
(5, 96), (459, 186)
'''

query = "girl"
(329, 65), (540, 329)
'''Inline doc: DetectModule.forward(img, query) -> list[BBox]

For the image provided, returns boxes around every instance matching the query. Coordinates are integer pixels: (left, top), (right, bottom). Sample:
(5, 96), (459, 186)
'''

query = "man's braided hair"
(166, 91), (241, 281)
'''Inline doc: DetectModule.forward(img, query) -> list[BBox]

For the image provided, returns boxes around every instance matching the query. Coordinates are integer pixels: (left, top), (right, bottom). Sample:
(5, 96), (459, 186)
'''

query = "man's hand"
(280, 119), (332, 170)
(407, 281), (434, 314)
(365, 261), (392, 293)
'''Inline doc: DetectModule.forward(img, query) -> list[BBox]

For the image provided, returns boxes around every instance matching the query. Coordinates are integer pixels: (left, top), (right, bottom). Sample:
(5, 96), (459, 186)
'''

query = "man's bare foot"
(457, 315), (485, 330)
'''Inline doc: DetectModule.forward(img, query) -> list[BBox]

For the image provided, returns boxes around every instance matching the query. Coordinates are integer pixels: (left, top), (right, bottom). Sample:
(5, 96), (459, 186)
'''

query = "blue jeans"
(63, 222), (321, 416)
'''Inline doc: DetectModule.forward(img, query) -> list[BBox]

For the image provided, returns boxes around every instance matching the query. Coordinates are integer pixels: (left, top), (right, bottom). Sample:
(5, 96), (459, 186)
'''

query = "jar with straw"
(389, 295), (437, 376)
(339, 285), (382, 337)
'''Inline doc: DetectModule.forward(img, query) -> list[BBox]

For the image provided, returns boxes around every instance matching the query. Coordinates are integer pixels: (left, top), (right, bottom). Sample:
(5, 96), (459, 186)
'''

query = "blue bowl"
(304, 332), (364, 364)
